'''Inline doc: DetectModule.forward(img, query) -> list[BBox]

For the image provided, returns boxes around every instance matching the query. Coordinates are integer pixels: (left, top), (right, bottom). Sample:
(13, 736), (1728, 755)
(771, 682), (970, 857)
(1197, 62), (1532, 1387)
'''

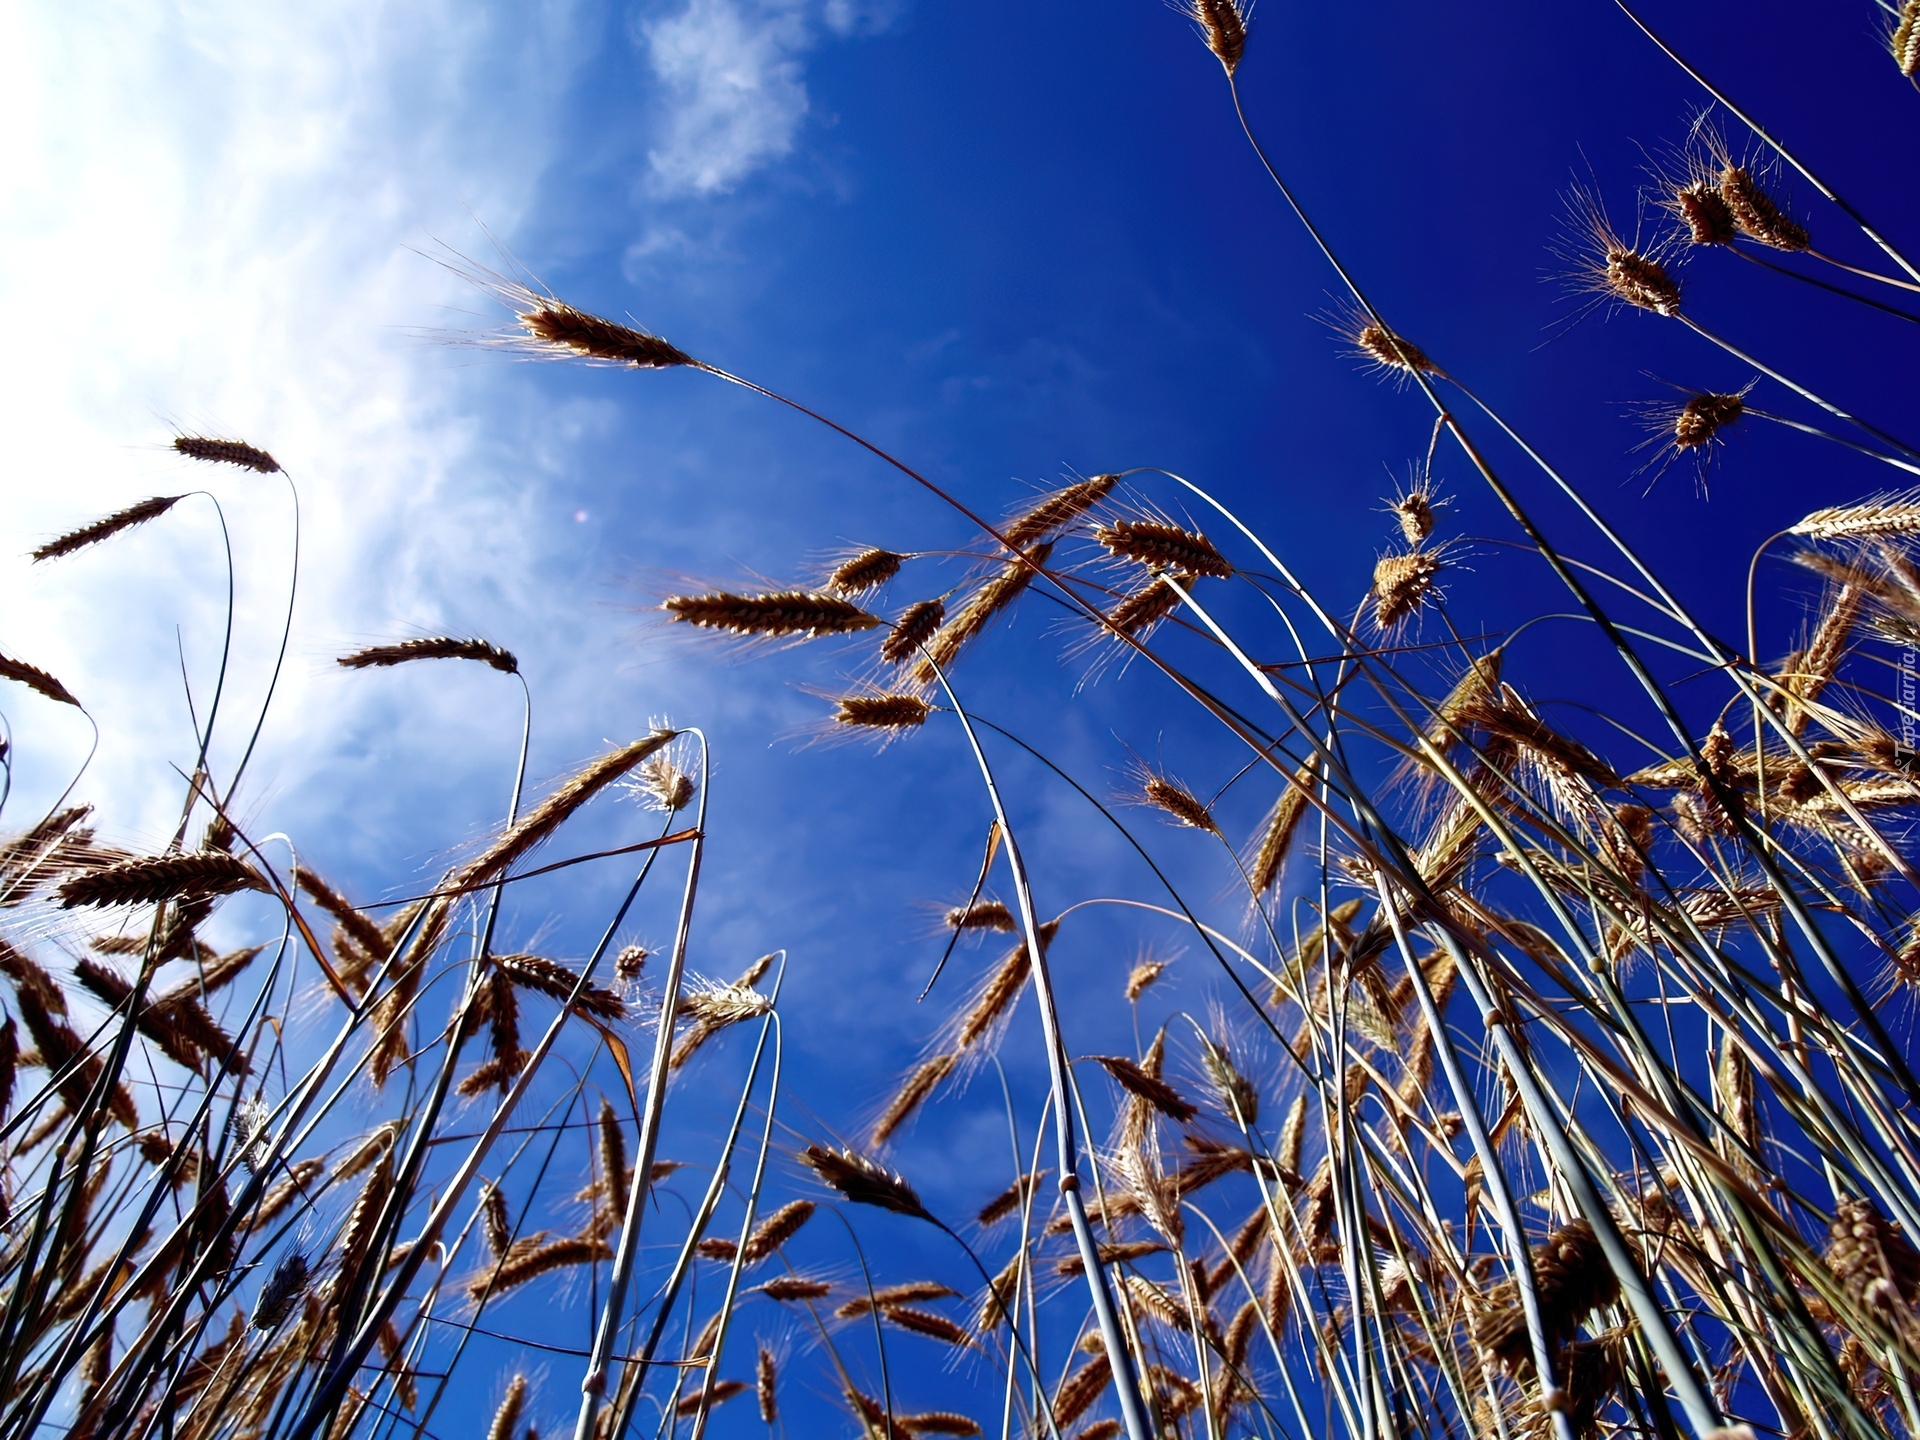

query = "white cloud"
(640, 0), (814, 196)
(0, 1), (605, 858)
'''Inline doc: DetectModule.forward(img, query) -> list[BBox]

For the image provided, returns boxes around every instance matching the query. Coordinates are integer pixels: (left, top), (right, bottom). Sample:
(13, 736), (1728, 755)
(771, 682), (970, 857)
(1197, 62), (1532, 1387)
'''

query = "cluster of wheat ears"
(7, 5), (1920, 1440)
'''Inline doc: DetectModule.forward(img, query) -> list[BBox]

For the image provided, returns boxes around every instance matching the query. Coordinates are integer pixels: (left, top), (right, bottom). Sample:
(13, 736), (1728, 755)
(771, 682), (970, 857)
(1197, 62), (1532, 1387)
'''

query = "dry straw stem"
(835, 693), (933, 729)
(57, 851), (266, 909)
(1790, 492), (1920, 540)
(33, 496), (185, 563)
(1002, 474), (1121, 549)
(912, 542), (1055, 683)
(1095, 521), (1232, 578)
(827, 547), (906, 596)
(0, 652), (80, 709)
(800, 1143), (932, 1219)
(173, 436), (281, 472)
(873, 1053), (957, 1144)
(665, 590), (882, 638)
(337, 637), (519, 674)
(1188, 0), (1248, 74)
(517, 299), (693, 368)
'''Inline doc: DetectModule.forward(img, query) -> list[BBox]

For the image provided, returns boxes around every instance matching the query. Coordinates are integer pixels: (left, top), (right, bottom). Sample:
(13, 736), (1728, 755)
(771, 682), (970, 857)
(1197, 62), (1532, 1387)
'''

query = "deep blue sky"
(6, 1), (1918, 1435)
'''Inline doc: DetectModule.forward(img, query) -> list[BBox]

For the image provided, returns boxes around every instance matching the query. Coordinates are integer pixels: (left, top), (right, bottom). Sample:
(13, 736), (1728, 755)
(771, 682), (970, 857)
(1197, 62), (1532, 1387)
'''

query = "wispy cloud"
(640, 0), (814, 196)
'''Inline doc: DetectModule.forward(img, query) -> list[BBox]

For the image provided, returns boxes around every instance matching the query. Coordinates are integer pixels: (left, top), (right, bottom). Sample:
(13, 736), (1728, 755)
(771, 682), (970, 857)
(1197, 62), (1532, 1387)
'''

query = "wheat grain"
(1188, 0), (1249, 73)
(743, 1198), (815, 1261)
(881, 598), (946, 665)
(912, 544), (1055, 683)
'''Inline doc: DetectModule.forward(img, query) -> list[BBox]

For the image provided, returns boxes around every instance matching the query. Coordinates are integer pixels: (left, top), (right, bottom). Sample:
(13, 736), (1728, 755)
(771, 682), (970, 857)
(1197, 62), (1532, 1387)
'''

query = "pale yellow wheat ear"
(1893, 0), (1920, 76)
(1371, 547), (1445, 630)
(1789, 492), (1920, 541)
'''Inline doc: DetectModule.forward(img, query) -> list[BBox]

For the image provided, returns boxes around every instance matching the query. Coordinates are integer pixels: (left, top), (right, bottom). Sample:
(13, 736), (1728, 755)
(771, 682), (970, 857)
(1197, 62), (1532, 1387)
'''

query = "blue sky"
(5, 0), (1919, 1434)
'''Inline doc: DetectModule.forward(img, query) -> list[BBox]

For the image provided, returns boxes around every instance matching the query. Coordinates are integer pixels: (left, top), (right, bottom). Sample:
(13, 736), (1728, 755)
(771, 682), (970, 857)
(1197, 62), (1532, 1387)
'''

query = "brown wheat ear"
(1352, 322), (1442, 378)
(1672, 391), (1746, 450)
(757, 1345), (779, 1424)
(1095, 520), (1232, 578)
(872, 1054), (957, 1145)
(1090, 1054), (1197, 1122)
(835, 693), (933, 729)
(664, 590), (882, 638)
(882, 598), (946, 665)
(337, 637), (519, 674)
(1572, 195), (1682, 316)
(1140, 772), (1220, 835)
(1107, 575), (1190, 639)
(493, 952), (625, 1021)
(34, 495), (187, 562)
(1719, 164), (1809, 252)
(744, 1199), (816, 1261)
(1002, 473), (1120, 549)
(800, 1143), (933, 1219)
(1189, 0), (1248, 73)
(0, 653), (80, 709)
(58, 851), (267, 908)
(174, 436), (282, 472)
(827, 547), (906, 596)
(1665, 180), (1736, 247)
(518, 301), (693, 367)
(945, 899), (1014, 932)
